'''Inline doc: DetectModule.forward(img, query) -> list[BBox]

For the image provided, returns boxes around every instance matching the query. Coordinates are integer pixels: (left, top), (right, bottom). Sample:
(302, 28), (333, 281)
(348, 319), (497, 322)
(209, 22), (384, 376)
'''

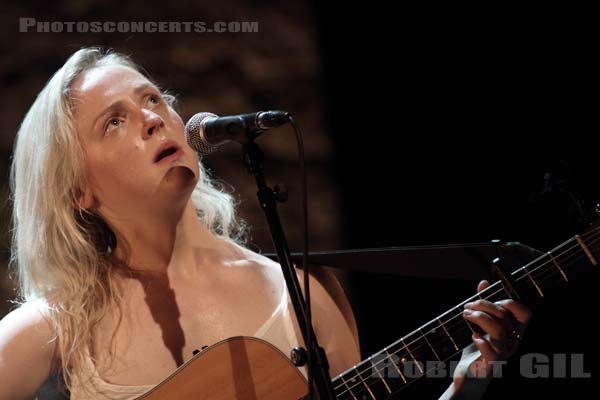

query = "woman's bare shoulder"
(0, 299), (55, 339)
(0, 299), (56, 399)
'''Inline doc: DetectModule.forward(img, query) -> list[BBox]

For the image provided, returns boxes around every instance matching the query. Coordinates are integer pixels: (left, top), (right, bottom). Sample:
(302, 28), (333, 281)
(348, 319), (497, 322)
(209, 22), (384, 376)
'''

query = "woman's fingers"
(495, 299), (532, 325)
(464, 300), (514, 336)
(471, 332), (498, 362)
(463, 309), (508, 354)
(454, 280), (532, 383)
(477, 279), (490, 293)
(463, 280), (531, 356)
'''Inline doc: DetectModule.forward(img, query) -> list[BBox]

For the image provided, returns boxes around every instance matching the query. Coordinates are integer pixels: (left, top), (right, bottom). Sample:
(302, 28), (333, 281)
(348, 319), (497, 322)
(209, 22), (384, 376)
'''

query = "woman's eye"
(148, 95), (161, 105)
(104, 117), (122, 133)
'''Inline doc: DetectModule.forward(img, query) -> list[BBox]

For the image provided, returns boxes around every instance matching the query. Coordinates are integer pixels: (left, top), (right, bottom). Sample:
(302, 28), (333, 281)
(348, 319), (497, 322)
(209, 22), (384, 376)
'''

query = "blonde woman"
(0, 48), (530, 399)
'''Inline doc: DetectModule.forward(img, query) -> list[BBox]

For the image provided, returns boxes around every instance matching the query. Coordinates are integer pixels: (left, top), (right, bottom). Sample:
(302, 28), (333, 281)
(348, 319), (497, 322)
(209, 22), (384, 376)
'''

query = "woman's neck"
(110, 199), (224, 275)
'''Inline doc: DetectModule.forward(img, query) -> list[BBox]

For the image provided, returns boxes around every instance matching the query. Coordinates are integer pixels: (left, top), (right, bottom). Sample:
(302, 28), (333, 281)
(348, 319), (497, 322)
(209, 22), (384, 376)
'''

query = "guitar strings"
(333, 228), (600, 399)
(335, 231), (600, 399)
(356, 232), (596, 374)
(333, 237), (586, 397)
(334, 230), (600, 398)
(499, 230), (600, 295)
(335, 250), (590, 400)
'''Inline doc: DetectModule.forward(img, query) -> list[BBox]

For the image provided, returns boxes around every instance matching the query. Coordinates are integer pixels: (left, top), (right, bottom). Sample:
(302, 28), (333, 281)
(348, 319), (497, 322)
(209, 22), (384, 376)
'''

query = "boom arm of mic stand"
(241, 141), (335, 400)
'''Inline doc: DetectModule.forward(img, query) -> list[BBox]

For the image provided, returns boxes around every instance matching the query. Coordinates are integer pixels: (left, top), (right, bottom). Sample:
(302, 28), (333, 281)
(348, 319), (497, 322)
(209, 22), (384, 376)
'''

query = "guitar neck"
(330, 228), (600, 400)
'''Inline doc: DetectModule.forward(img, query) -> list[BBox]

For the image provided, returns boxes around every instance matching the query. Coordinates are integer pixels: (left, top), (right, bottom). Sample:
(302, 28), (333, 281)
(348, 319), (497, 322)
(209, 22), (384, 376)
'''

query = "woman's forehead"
(73, 65), (151, 102)
(71, 65), (154, 118)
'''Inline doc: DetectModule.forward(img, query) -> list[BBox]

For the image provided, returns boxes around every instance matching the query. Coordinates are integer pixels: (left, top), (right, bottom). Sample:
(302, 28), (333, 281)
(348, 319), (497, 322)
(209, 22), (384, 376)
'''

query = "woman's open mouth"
(154, 144), (183, 164)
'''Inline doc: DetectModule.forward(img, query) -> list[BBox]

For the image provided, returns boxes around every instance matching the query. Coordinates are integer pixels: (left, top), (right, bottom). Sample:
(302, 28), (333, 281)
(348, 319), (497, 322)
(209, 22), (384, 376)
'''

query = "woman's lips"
(154, 148), (184, 165)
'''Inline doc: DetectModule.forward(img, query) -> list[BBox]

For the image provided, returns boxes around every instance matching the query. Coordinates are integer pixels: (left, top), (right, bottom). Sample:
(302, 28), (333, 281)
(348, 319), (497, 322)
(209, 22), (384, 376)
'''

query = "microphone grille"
(184, 112), (219, 155)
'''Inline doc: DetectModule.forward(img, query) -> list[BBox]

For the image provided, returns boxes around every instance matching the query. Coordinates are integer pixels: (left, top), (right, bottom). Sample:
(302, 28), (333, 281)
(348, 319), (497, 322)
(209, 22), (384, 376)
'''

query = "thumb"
(477, 280), (490, 293)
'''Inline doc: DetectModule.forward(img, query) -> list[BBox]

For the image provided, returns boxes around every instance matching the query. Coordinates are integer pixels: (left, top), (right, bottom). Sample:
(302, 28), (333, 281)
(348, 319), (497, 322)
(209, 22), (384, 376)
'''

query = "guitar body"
(135, 336), (308, 400)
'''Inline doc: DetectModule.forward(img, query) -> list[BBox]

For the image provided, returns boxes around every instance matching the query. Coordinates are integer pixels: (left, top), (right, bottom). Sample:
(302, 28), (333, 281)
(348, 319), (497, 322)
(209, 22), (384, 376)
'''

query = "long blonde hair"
(9, 47), (247, 393)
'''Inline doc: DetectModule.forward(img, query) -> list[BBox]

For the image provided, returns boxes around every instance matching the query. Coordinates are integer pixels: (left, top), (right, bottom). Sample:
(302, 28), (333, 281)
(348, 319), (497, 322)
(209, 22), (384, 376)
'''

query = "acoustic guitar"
(135, 224), (600, 399)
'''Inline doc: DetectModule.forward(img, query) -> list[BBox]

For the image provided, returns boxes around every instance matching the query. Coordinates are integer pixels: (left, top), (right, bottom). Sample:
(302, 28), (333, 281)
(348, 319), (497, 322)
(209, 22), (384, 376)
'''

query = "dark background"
(0, 1), (595, 398)
(315, 1), (596, 398)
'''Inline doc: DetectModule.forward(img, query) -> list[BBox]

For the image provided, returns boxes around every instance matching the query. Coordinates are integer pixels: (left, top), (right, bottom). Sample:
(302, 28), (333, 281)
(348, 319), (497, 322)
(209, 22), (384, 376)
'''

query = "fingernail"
(464, 302), (474, 309)
(463, 309), (473, 316)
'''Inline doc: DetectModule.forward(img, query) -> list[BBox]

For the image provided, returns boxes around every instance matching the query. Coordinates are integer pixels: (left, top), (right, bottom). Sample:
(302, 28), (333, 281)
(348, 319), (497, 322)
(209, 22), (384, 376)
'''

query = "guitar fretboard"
(330, 227), (600, 400)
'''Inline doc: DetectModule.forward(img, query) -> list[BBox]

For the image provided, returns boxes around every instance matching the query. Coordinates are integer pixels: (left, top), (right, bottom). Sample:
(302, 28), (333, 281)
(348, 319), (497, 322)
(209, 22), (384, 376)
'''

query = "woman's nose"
(142, 109), (164, 139)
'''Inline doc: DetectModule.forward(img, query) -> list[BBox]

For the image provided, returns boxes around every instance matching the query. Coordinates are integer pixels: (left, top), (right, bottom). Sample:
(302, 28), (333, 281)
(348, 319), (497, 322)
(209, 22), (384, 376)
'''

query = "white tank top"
(69, 287), (307, 400)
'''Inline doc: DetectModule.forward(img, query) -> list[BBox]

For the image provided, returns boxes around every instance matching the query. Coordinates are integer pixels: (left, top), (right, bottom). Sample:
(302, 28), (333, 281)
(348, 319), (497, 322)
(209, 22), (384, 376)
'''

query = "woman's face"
(71, 65), (199, 217)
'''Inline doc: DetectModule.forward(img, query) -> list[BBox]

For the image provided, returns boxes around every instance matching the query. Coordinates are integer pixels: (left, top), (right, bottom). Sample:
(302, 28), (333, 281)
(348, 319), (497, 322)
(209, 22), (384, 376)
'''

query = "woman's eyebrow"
(133, 82), (155, 95)
(93, 100), (127, 128)
(92, 82), (156, 128)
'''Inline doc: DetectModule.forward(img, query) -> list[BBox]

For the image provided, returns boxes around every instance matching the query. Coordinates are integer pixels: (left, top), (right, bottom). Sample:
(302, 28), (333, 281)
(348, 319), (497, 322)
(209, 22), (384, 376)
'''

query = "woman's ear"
(78, 185), (98, 210)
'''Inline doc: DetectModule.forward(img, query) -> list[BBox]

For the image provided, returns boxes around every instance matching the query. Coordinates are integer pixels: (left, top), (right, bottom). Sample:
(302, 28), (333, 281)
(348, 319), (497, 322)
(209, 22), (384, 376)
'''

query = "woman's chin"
(161, 165), (198, 192)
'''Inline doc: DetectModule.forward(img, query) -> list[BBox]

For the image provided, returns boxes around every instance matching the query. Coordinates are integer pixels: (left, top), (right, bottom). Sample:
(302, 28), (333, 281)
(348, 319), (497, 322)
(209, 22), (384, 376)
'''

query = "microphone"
(184, 111), (290, 155)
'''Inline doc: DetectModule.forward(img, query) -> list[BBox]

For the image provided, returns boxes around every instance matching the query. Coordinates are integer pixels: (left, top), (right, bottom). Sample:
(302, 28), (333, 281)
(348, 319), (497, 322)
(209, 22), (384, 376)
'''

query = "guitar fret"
(438, 318), (459, 352)
(523, 266), (544, 298)
(548, 252), (569, 282)
(419, 328), (441, 361)
(460, 307), (476, 335)
(384, 348), (407, 383)
(349, 353), (402, 399)
(353, 366), (376, 400)
(495, 275), (514, 299)
(400, 338), (424, 374)
(370, 359), (393, 395)
(576, 235), (598, 266)
(420, 320), (459, 364)
(340, 374), (358, 400)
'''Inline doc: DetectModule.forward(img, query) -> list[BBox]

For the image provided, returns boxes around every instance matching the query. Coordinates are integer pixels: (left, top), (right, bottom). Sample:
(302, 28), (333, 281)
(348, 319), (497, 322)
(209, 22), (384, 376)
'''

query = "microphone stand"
(241, 141), (336, 400)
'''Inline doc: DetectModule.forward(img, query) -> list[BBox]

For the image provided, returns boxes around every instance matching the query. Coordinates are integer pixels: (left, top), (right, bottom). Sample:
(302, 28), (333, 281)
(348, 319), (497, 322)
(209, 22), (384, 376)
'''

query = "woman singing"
(0, 48), (530, 399)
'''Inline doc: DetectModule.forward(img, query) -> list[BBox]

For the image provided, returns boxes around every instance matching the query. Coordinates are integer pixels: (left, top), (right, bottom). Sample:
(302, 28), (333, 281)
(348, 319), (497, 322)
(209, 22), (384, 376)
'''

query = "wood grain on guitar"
(134, 336), (308, 400)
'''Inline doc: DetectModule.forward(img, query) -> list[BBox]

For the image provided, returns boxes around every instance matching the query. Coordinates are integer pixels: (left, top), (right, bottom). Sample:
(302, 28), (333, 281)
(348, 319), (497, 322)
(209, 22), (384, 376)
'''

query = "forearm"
(439, 344), (492, 400)
(439, 381), (458, 400)
(439, 377), (491, 400)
